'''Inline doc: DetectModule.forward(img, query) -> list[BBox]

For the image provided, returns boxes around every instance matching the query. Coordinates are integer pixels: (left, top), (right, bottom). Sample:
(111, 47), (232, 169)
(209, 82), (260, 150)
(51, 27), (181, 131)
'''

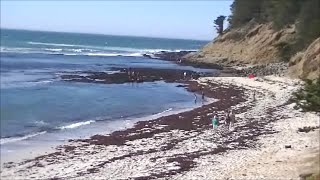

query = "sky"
(1, 1), (233, 40)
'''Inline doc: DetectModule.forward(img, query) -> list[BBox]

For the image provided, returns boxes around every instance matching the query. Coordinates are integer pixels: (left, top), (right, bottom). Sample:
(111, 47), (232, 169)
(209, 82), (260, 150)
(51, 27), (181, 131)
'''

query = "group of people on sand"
(127, 67), (142, 83)
(194, 91), (206, 104)
(211, 109), (236, 131)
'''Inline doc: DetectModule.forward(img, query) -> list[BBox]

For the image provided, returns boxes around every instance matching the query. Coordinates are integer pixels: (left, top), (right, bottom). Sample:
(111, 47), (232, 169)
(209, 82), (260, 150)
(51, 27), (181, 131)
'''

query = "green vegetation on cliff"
(227, 0), (320, 61)
(294, 77), (320, 112)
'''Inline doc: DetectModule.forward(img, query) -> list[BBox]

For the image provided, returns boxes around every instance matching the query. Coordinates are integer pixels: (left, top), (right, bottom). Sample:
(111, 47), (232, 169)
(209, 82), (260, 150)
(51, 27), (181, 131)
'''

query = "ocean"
(0, 29), (210, 161)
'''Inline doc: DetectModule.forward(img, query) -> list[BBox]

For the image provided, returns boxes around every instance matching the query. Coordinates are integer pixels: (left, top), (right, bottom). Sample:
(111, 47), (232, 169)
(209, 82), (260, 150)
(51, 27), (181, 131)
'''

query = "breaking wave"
(58, 120), (96, 130)
(1, 42), (197, 58)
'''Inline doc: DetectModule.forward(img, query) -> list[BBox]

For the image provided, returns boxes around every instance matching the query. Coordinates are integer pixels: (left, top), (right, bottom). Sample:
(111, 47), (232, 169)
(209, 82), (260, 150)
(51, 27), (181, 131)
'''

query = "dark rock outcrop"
(60, 67), (213, 84)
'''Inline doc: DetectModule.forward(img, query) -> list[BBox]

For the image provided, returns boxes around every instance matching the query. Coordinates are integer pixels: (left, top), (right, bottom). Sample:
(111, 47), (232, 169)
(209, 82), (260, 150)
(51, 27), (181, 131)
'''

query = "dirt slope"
(288, 38), (320, 80)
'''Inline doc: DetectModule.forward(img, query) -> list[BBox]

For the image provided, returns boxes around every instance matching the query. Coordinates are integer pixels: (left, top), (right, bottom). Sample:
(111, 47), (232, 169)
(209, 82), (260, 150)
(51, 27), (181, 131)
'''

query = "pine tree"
(214, 15), (226, 35)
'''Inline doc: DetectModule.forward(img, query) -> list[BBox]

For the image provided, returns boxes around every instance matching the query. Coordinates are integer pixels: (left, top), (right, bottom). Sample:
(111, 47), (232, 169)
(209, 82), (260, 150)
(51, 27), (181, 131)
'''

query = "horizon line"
(1, 27), (212, 42)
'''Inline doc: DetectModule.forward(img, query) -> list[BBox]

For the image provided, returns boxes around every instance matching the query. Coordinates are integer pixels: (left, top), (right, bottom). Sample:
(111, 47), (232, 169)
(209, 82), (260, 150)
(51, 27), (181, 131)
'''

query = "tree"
(214, 15), (226, 35)
(296, 0), (320, 49)
(265, 0), (304, 30)
(228, 0), (264, 28)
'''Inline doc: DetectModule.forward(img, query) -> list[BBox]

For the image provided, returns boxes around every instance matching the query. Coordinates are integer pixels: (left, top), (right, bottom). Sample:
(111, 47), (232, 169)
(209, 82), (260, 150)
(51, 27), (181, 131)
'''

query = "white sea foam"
(127, 52), (144, 57)
(1, 47), (36, 53)
(83, 52), (144, 57)
(28, 41), (78, 47)
(44, 48), (63, 52)
(63, 53), (78, 56)
(33, 120), (47, 125)
(84, 53), (123, 57)
(71, 49), (83, 53)
(58, 120), (95, 130)
(1, 80), (55, 89)
(103, 70), (121, 74)
(0, 131), (47, 145)
(152, 108), (173, 117)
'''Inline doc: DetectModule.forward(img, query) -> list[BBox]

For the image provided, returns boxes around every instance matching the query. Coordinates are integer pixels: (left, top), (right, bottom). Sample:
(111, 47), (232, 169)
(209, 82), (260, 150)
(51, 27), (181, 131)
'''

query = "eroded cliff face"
(288, 38), (320, 80)
(184, 21), (319, 79)
(184, 22), (296, 65)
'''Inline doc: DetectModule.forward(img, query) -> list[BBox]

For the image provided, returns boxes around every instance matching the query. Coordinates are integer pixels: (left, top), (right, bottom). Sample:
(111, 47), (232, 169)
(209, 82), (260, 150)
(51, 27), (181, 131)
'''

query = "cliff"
(184, 21), (319, 79)
(288, 38), (320, 80)
(184, 21), (295, 66)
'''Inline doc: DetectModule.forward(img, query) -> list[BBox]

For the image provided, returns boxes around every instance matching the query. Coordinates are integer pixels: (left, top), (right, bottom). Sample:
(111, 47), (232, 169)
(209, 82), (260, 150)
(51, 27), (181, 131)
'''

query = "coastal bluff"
(183, 21), (320, 80)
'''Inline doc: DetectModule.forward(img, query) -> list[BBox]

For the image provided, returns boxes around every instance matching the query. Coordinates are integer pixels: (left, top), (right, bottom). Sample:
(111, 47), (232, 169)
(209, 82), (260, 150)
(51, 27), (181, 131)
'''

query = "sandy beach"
(1, 75), (319, 179)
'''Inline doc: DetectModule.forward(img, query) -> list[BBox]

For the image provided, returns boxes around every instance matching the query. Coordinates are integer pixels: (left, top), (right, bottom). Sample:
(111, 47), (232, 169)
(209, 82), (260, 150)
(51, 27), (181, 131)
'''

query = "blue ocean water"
(0, 29), (210, 157)
(1, 29), (206, 57)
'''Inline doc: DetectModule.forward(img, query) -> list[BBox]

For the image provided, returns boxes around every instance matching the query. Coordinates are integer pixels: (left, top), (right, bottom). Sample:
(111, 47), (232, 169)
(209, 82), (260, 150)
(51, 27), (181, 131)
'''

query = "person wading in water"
(194, 93), (197, 104)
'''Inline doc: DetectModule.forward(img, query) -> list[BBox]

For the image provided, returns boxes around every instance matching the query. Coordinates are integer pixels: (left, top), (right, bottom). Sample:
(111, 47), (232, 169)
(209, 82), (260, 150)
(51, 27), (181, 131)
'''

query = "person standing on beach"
(183, 72), (187, 79)
(131, 71), (136, 83)
(128, 67), (132, 81)
(229, 110), (236, 130)
(225, 110), (230, 127)
(128, 67), (132, 75)
(136, 72), (140, 82)
(212, 115), (218, 129)
(201, 91), (205, 104)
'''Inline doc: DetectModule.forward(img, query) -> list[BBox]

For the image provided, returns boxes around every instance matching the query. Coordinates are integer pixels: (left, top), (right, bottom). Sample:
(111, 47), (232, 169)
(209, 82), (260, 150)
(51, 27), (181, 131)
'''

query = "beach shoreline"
(0, 64), (215, 161)
(1, 74), (319, 179)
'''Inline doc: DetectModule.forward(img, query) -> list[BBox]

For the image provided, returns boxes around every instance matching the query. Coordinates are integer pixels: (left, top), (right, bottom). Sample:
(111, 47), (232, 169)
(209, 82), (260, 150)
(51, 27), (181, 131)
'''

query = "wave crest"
(0, 131), (47, 145)
(28, 41), (78, 47)
(58, 120), (95, 130)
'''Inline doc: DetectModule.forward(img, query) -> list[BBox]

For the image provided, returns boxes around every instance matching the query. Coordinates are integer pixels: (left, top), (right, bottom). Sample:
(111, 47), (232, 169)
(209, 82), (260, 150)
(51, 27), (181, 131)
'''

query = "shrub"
(293, 77), (320, 112)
